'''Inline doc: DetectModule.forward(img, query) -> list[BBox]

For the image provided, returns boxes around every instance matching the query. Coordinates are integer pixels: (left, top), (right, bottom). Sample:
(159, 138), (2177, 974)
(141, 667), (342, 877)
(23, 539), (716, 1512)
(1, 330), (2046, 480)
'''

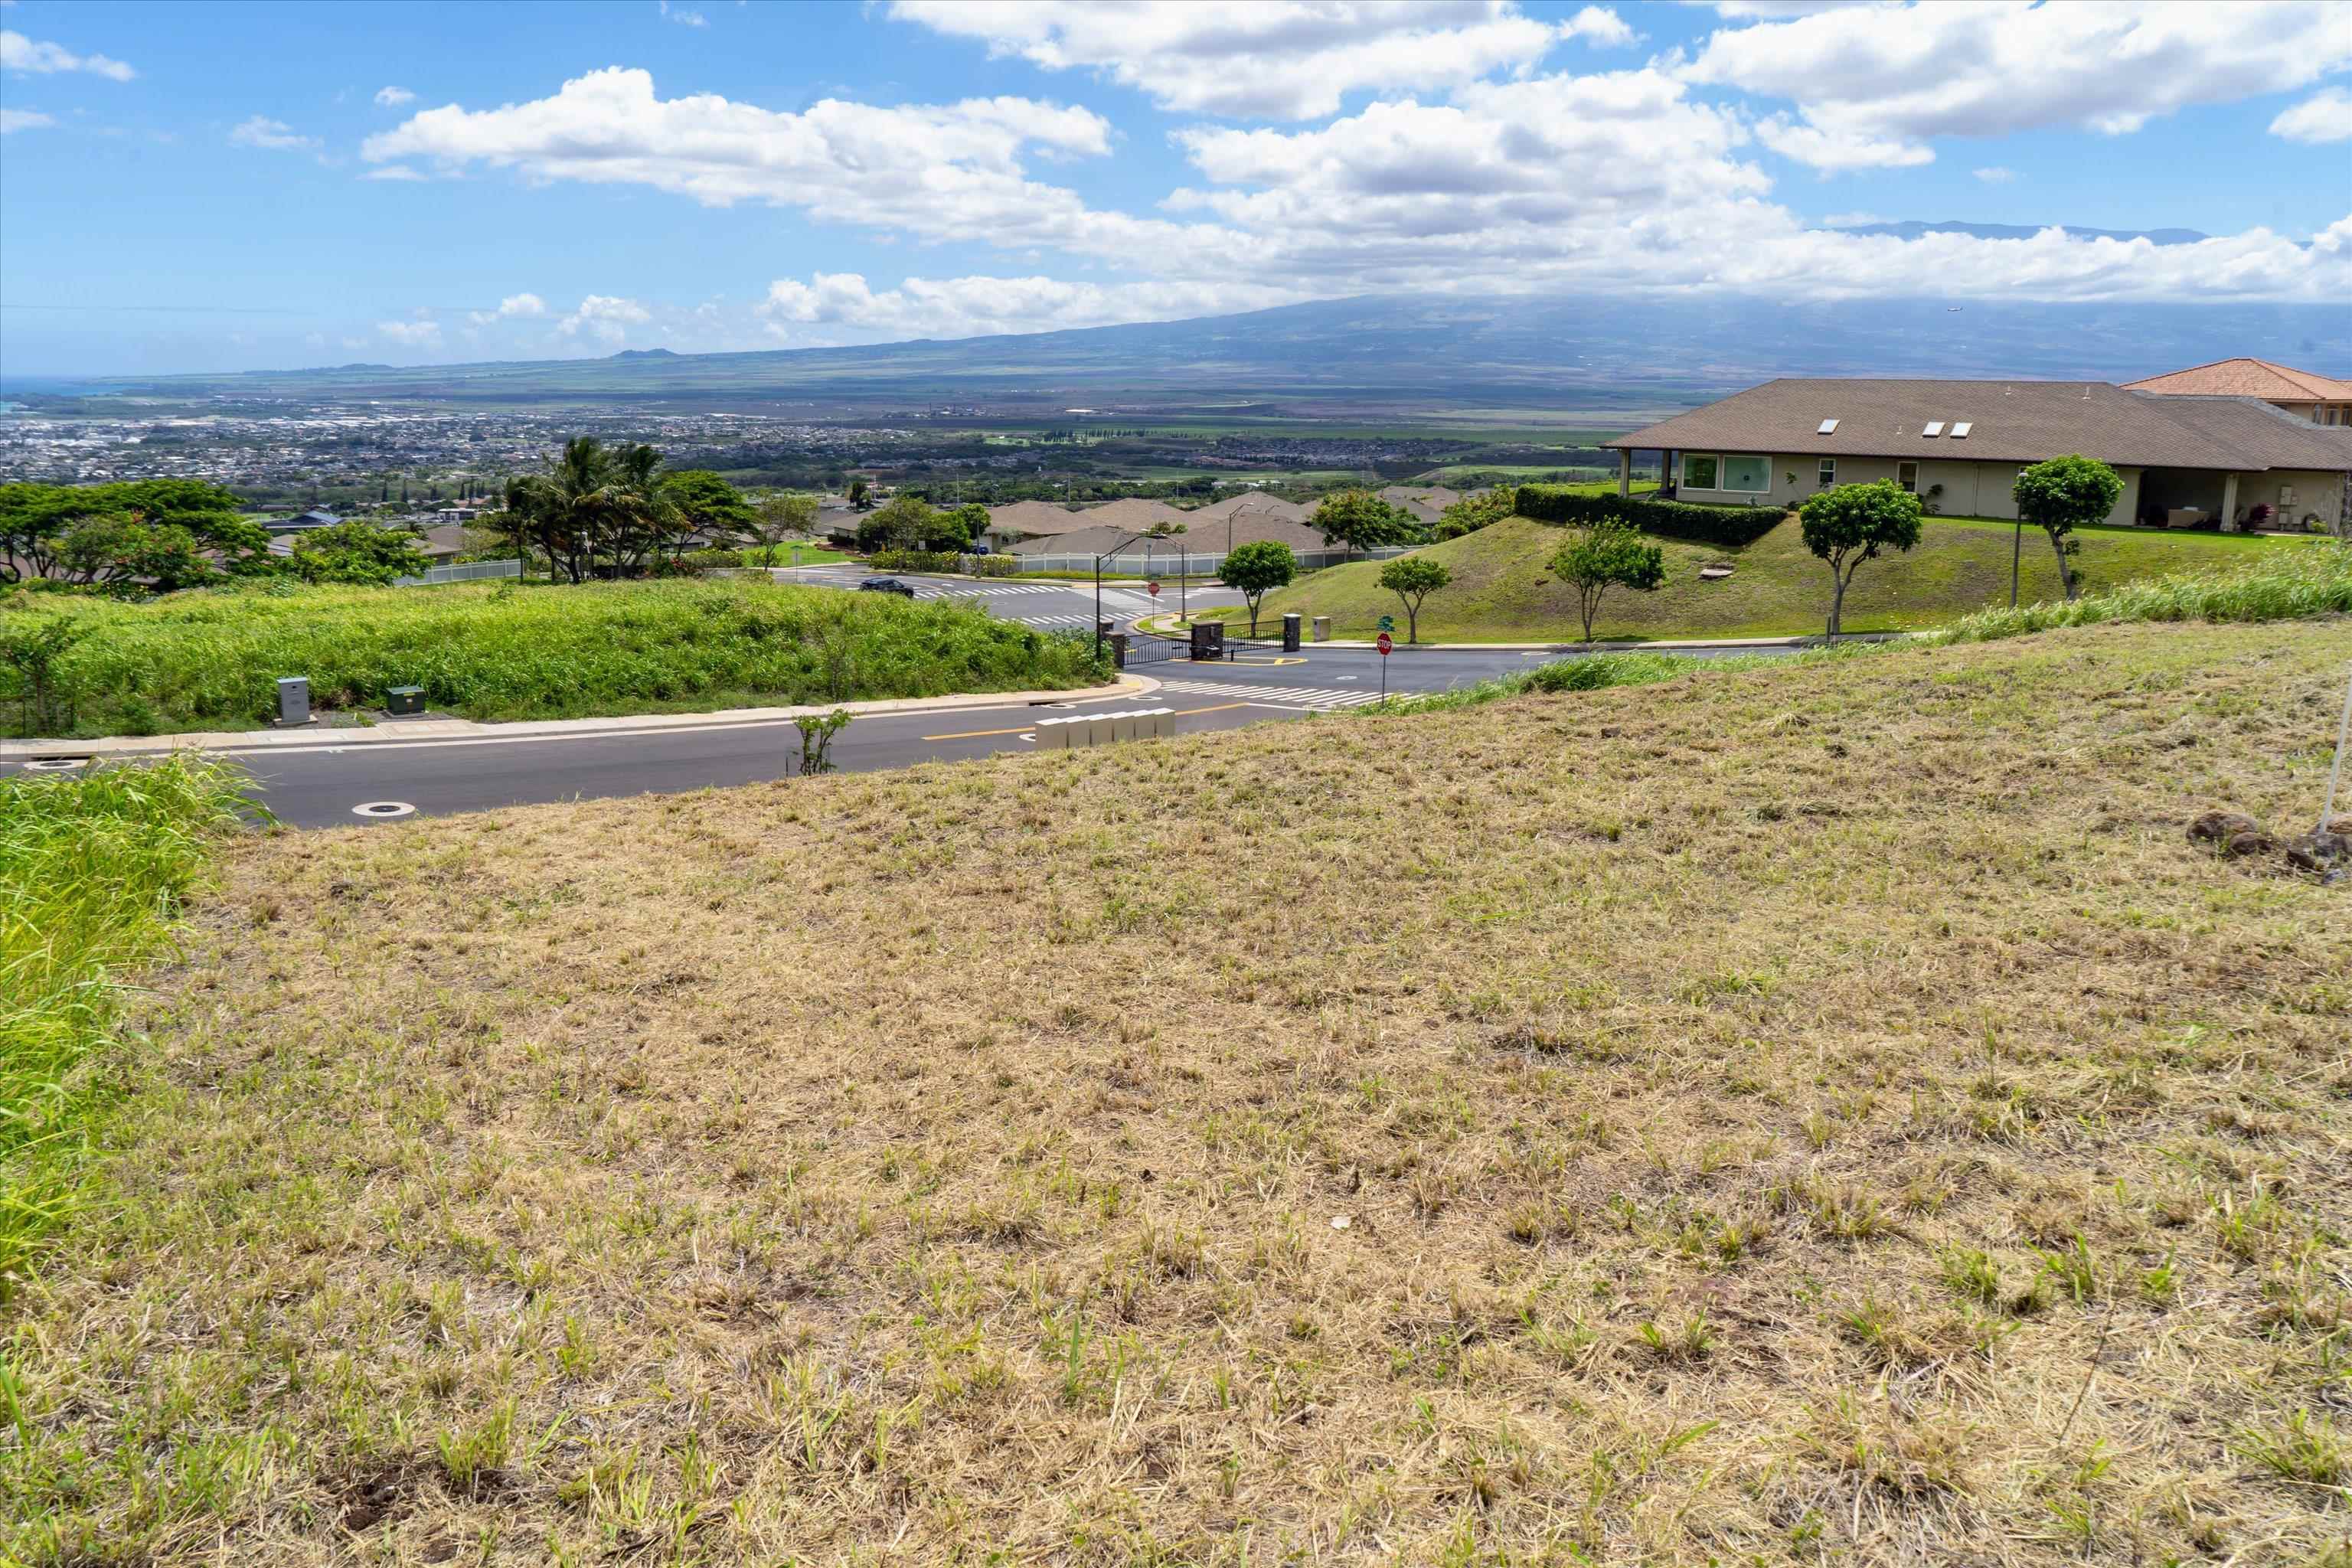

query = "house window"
(1683, 453), (1720, 489)
(1722, 454), (1770, 492)
(1897, 462), (1918, 493)
(1817, 458), (1837, 488)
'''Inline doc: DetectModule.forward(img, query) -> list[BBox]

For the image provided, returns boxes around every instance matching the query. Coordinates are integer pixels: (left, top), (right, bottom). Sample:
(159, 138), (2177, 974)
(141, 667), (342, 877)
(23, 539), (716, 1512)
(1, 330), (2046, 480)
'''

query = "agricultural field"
(5, 612), (2347, 1564)
(3, 578), (1103, 739)
(1262, 512), (2312, 643)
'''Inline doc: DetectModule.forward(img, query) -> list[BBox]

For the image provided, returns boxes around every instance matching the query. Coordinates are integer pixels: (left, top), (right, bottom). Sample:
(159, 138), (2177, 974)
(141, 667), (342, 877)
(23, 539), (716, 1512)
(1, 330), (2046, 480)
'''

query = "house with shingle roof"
(1602, 378), (2352, 535)
(2125, 358), (2352, 426)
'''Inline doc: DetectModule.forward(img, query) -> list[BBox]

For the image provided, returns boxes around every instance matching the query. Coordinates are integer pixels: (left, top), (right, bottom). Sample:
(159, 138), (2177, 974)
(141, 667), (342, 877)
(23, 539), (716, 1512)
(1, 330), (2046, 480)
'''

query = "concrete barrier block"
(1034, 717), (1071, 749)
(1084, 714), (1116, 746)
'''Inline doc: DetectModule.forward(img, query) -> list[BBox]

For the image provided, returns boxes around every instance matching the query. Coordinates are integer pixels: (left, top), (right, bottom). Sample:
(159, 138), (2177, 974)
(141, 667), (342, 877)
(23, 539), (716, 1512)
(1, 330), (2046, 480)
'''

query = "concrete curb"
(1308, 632), (1908, 652)
(2, 675), (1161, 761)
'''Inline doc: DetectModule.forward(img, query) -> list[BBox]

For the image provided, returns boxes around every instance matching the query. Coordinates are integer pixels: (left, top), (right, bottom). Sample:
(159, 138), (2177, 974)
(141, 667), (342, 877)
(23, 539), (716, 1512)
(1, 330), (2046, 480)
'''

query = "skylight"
(1817, 419), (1839, 434)
(1922, 421), (1945, 437)
(1949, 421), (1972, 438)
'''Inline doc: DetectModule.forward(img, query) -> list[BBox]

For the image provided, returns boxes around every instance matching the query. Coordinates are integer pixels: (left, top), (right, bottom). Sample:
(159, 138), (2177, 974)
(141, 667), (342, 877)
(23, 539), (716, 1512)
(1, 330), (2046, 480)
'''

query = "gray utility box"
(273, 676), (314, 728)
(385, 685), (426, 717)
(1189, 621), (1225, 661)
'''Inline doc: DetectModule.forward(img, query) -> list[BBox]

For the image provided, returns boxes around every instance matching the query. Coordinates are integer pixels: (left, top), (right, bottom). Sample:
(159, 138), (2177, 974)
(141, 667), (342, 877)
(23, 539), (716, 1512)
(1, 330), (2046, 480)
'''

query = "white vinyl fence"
(1011, 546), (1410, 577)
(392, 558), (522, 586)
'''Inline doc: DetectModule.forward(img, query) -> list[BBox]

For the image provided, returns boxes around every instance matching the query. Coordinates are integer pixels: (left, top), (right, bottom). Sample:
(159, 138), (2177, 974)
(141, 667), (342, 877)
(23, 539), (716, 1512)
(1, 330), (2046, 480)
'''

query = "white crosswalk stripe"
(1155, 678), (1389, 711)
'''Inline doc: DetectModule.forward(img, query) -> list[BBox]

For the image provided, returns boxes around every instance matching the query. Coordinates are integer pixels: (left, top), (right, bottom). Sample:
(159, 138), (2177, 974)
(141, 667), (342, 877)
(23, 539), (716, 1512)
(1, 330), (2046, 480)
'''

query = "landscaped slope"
(8, 577), (1102, 738)
(10, 619), (2350, 1565)
(1259, 513), (2306, 642)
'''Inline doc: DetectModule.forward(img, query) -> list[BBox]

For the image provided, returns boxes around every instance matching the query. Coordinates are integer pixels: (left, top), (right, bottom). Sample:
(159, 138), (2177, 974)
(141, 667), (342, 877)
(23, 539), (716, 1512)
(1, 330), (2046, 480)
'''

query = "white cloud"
(229, 114), (320, 152)
(360, 67), (1187, 260)
(2270, 86), (2352, 145)
(376, 318), (443, 347)
(1753, 113), (1931, 172)
(1972, 165), (2016, 184)
(469, 292), (547, 325)
(364, 164), (425, 181)
(888, 0), (1572, 119)
(557, 294), (652, 344)
(658, 0), (707, 25)
(1819, 211), (1888, 229)
(1561, 6), (1636, 47)
(1681, 1), (2352, 171)
(374, 85), (416, 107)
(0, 28), (134, 80)
(0, 107), (54, 133)
(756, 272), (1297, 342)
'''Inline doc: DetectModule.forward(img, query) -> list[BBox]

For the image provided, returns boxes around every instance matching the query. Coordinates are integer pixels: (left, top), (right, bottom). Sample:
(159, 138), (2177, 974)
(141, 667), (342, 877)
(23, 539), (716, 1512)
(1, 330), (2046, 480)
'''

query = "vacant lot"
(1263, 514), (2305, 642)
(8, 577), (1102, 738)
(8, 617), (2348, 1565)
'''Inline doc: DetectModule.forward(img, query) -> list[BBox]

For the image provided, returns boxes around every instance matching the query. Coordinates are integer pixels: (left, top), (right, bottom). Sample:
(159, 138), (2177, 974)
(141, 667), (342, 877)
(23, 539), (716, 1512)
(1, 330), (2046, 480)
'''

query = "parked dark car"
(858, 577), (916, 598)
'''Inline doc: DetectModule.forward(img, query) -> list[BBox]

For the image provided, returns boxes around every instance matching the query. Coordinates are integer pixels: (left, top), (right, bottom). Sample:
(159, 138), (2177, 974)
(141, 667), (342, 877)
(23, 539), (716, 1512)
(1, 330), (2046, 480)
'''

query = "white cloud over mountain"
(349, 0), (2351, 349)
(2270, 87), (2351, 145)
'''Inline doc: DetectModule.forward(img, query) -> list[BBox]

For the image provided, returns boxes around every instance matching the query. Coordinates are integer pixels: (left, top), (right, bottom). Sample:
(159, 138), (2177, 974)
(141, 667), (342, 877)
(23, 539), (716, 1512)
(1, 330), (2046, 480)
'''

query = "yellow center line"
(922, 701), (1252, 741)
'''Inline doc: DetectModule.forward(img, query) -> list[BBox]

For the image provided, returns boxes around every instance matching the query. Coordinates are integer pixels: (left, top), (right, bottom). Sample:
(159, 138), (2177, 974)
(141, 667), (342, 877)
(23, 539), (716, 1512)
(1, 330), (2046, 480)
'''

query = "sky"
(2, 0), (2348, 377)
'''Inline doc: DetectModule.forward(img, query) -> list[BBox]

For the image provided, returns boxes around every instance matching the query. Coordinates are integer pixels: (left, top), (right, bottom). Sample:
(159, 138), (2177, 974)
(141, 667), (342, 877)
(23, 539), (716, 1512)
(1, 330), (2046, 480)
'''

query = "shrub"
(1515, 486), (1783, 548)
(676, 548), (745, 570)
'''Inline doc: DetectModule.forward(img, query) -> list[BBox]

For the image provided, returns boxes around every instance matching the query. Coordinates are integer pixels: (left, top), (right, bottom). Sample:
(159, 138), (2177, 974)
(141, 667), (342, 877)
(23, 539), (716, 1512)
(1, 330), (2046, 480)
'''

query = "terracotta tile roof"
(1603, 378), (2352, 471)
(2122, 358), (2352, 402)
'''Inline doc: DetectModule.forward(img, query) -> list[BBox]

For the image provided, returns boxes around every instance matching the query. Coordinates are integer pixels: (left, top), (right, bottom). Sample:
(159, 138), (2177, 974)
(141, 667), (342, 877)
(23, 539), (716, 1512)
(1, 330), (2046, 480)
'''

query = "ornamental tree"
(2013, 454), (2122, 602)
(289, 521), (433, 585)
(1312, 490), (1420, 554)
(1377, 554), (1452, 643)
(1550, 521), (1666, 644)
(1797, 479), (1923, 639)
(1220, 539), (1297, 635)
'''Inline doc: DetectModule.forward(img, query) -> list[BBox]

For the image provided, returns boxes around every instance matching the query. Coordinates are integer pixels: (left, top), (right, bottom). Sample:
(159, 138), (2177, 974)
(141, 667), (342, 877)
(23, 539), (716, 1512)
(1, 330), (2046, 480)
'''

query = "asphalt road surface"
(21, 570), (1785, 828)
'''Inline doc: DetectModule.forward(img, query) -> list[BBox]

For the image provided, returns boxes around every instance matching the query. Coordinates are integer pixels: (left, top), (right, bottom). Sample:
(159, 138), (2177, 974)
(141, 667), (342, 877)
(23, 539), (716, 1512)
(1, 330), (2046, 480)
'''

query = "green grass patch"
(1258, 513), (2314, 642)
(5, 578), (1108, 738)
(0, 757), (250, 1293)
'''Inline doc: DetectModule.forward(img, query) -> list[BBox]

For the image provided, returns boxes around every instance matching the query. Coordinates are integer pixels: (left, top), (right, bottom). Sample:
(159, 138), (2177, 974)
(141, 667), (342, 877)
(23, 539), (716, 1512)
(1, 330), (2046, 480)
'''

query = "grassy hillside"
(9, 616), (2347, 1565)
(7, 578), (1103, 738)
(1260, 513), (2305, 642)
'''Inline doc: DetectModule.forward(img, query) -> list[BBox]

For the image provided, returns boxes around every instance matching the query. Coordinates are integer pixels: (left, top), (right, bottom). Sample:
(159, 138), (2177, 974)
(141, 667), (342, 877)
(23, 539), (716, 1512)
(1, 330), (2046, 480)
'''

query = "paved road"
(16, 570), (1786, 828)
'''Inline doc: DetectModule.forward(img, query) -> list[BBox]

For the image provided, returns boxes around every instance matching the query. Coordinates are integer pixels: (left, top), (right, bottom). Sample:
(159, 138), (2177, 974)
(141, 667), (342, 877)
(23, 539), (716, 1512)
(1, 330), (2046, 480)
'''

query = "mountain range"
(17, 291), (2348, 422)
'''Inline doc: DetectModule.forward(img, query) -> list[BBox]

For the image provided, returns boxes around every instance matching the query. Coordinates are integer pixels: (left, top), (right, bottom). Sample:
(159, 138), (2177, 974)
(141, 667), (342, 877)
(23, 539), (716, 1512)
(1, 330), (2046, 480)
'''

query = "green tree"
(857, 494), (937, 554)
(1433, 488), (1513, 540)
(662, 470), (758, 548)
(53, 515), (215, 593)
(1377, 554), (1452, 643)
(1550, 521), (1666, 643)
(0, 613), (89, 737)
(0, 479), (260, 583)
(751, 492), (820, 546)
(289, 521), (432, 585)
(1312, 490), (1420, 554)
(848, 478), (873, 511)
(945, 502), (991, 551)
(1797, 479), (1923, 638)
(1220, 540), (1298, 635)
(500, 436), (616, 583)
(2013, 454), (2122, 603)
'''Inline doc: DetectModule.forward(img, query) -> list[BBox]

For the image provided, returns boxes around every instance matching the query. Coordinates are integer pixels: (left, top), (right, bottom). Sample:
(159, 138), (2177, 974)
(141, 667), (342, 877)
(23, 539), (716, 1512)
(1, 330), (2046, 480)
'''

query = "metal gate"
(1116, 631), (1185, 666)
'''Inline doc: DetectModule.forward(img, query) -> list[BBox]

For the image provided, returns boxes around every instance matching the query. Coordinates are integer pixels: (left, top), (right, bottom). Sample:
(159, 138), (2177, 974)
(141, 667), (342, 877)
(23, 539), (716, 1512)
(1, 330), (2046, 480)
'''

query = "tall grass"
(1360, 650), (1784, 716)
(1925, 536), (2351, 645)
(5, 578), (1106, 738)
(0, 758), (250, 1293)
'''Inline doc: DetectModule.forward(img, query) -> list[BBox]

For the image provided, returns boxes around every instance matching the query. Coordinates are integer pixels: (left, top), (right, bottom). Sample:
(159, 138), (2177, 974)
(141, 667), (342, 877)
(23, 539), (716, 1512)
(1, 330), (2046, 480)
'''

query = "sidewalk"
(1, 675), (1162, 761)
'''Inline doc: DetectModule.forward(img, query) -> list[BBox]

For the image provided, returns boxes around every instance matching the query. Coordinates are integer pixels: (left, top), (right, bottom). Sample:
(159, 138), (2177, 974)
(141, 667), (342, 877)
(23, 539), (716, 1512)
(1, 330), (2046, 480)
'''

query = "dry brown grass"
(8, 618), (2351, 1566)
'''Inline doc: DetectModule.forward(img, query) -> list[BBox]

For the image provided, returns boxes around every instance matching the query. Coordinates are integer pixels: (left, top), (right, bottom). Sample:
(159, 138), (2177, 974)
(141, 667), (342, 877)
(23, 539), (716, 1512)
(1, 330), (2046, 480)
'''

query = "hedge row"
(1514, 486), (1785, 548)
(867, 550), (1020, 577)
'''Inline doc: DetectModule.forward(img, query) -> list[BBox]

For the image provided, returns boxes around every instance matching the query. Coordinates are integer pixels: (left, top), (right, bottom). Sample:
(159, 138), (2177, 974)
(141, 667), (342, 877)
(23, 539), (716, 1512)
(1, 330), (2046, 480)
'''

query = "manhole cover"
(23, 757), (92, 772)
(351, 801), (416, 818)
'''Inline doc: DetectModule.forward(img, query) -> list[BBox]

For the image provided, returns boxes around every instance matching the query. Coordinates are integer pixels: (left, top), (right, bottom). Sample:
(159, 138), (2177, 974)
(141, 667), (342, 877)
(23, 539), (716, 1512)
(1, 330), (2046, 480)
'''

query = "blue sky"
(3, 0), (2347, 376)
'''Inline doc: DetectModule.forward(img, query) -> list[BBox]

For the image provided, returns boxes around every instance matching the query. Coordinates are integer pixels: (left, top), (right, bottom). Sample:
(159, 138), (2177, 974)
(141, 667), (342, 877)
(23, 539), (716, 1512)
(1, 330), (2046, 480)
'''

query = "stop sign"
(1147, 580), (1161, 598)
(1376, 632), (1393, 654)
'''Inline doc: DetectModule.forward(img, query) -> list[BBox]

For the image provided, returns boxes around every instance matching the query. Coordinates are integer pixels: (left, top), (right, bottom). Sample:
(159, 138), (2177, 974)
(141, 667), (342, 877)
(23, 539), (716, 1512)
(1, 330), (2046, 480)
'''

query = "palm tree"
(503, 436), (617, 583)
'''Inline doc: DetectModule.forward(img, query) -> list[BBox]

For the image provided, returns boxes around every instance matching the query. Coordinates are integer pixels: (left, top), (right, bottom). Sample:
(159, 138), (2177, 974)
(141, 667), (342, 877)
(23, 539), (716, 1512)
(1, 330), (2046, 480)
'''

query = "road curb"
(2, 675), (1161, 762)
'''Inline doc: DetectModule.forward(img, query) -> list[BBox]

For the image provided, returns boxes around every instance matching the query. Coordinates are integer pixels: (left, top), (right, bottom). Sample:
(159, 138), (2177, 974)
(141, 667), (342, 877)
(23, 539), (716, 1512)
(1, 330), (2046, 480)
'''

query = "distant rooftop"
(2122, 358), (2352, 403)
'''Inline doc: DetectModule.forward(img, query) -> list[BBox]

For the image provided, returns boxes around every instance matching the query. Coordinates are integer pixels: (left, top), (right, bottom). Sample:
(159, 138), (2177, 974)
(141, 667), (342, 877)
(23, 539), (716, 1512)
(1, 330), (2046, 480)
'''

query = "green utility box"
(386, 685), (426, 717)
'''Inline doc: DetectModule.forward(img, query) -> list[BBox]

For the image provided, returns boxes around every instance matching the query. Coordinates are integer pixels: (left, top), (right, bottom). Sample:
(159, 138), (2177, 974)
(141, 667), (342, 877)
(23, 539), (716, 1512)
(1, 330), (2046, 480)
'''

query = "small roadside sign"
(1377, 614), (1395, 632)
(1147, 580), (1162, 598)
(1376, 632), (1393, 655)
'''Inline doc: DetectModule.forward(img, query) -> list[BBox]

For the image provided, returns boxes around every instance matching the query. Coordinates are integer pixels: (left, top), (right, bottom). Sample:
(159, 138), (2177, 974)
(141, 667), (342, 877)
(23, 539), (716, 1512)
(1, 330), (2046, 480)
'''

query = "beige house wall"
(2252, 469), (2349, 533)
(1675, 452), (2143, 525)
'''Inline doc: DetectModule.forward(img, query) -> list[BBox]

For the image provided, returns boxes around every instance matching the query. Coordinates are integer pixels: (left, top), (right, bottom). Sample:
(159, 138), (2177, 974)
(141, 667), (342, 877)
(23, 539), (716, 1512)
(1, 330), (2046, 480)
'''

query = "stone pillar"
(1617, 449), (1632, 498)
(2220, 472), (2240, 531)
